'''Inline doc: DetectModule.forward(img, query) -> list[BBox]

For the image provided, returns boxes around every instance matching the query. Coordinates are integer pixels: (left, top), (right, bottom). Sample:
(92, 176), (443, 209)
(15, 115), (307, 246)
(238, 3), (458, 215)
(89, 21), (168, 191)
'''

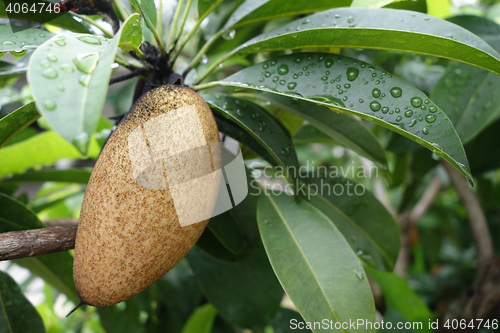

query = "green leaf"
(181, 304), (217, 333)
(0, 192), (45, 232)
(366, 267), (432, 333)
(0, 194), (78, 303)
(302, 174), (400, 271)
(0, 131), (101, 178)
(293, 124), (336, 145)
(213, 53), (472, 184)
(227, 8), (500, 75)
(430, 62), (500, 143)
(0, 102), (40, 149)
(0, 25), (52, 52)
(198, 0), (224, 19)
(15, 253), (79, 304)
(119, 13), (143, 54)
(130, 0), (157, 34)
(28, 30), (123, 155)
(257, 192), (375, 332)
(251, 93), (388, 168)
(465, 117), (500, 174)
(207, 211), (246, 255)
(224, 0), (353, 30)
(447, 15), (500, 53)
(268, 308), (309, 332)
(1, 168), (91, 184)
(187, 244), (283, 329)
(0, 2), (89, 33)
(351, 0), (426, 11)
(201, 93), (300, 188)
(0, 271), (45, 333)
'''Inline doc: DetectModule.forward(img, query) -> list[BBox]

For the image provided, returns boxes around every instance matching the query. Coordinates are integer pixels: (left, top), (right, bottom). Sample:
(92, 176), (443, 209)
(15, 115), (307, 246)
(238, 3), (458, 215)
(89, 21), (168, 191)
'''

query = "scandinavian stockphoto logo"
(127, 104), (248, 227)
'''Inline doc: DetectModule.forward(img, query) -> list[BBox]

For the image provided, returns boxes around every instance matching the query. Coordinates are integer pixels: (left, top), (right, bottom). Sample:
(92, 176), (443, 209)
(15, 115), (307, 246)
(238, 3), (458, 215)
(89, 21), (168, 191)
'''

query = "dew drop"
(390, 87), (402, 98)
(409, 119), (417, 127)
(354, 269), (364, 281)
(273, 77), (279, 82)
(61, 64), (74, 73)
(396, 116), (402, 121)
(287, 82), (297, 90)
(47, 54), (57, 62)
(422, 127), (429, 135)
(73, 52), (99, 74)
(264, 71), (271, 77)
(43, 68), (58, 79)
(222, 29), (236, 40)
(236, 109), (244, 118)
(57, 85), (65, 91)
(347, 68), (359, 81)
(382, 107), (389, 114)
(425, 115), (437, 123)
(39, 33), (46, 38)
(1, 40), (15, 45)
(370, 101), (381, 111)
(372, 88), (381, 98)
(55, 39), (66, 46)
(344, 84), (350, 89)
(277, 64), (289, 75)
(429, 106), (437, 113)
(279, 80), (286, 85)
(405, 110), (413, 117)
(40, 59), (51, 68)
(325, 58), (334, 68)
(79, 74), (91, 86)
(294, 56), (303, 63)
(201, 54), (208, 64)
(411, 97), (423, 107)
(263, 63), (269, 69)
(77, 35), (102, 45)
(44, 99), (56, 110)
(321, 76), (328, 81)
(281, 146), (291, 156)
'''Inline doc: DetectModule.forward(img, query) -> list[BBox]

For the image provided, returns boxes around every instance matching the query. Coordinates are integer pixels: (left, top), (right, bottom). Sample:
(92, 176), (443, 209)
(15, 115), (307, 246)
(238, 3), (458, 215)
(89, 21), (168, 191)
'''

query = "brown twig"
(438, 160), (500, 332)
(0, 226), (77, 261)
(395, 175), (442, 277)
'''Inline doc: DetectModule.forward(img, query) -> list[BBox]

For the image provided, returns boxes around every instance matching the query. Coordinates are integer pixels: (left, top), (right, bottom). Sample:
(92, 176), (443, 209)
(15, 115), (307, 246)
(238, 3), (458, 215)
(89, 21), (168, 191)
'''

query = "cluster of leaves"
(1, 0), (500, 332)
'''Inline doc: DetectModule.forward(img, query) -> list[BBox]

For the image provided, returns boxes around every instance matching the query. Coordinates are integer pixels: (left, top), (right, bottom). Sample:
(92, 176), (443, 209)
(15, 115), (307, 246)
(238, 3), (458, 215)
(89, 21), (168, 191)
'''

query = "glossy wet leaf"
(1, 168), (92, 184)
(465, 117), (500, 174)
(430, 62), (500, 143)
(0, 131), (101, 178)
(201, 93), (300, 188)
(130, 0), (157, 34)
(302, 174), (400, 271)
(119, 13), (143, 53)
(366, 267), (432, 333)
(227, 8), (500, 76)
(214, 53), (472, 184)
(207, 211), (246, 255)
(0, 271), (45, 333)
(28, 27), (124, 155)
(0, 192), (45, 232)
(198, 0), (224, 19)
(251, 93), (388, 168)
(429, 16), (500, 143)
(181, 304), (217, 333)
(293, 124), (336, 145)
(187, 245), (282, 329)
(257, 192), (375, 331)
(0, 25), (52, 52)
(224, 0), (352, 30)
(0, 102), (40, 149)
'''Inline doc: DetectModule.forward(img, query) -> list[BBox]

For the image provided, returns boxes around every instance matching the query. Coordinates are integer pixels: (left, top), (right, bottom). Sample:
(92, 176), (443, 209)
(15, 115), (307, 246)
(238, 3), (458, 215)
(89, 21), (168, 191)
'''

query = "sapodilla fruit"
(73, 85), (221, 307)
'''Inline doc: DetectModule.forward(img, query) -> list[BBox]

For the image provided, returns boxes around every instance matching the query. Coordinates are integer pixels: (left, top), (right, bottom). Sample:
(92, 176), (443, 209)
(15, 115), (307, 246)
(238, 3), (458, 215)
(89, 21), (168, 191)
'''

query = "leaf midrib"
(266, 195), (348, 332)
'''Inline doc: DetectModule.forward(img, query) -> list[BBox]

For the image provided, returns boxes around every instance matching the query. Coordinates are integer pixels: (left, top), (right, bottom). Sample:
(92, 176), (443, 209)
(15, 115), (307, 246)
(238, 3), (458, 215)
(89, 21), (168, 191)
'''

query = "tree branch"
(0, 225), (77, 261)
(440, 160), (494, 276)
(395, 175), (442, 277)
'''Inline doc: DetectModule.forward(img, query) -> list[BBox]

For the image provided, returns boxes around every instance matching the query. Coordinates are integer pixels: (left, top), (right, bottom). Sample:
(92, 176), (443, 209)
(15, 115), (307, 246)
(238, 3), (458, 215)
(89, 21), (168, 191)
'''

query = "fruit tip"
(66, 300), (85, 317)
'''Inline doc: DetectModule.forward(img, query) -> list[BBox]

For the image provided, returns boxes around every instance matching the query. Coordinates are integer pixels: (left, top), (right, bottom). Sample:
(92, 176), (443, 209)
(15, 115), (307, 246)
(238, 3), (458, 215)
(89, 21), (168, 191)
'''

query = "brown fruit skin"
(73, 85), (220, 307)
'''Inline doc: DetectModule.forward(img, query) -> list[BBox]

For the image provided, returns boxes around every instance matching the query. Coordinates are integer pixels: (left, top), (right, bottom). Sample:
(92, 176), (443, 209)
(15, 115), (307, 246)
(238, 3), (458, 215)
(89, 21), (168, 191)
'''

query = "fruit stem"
(192, 81), (220, 91)
(66, 300), (86, 317)
(167, 0), (184, 51)
(174, 0), (193, 49)
(193, 53), (232, 84)
(171, 0), (224, 65)
(182, 29), (224, 78)
(71, 13), (114, 38)
(112, 0), (129, 21)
